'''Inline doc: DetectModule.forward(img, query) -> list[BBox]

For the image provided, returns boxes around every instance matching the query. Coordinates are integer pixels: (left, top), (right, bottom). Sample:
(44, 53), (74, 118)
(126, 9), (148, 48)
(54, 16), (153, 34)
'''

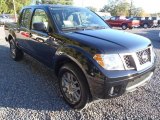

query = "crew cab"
(106, 16), (140, 30)
(4, 5), (155, 109)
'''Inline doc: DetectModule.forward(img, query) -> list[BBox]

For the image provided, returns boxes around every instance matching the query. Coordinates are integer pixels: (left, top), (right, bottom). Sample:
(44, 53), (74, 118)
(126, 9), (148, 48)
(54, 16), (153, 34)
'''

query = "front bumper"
(90, 64), (155, 100)
(126, 72), (153, 92)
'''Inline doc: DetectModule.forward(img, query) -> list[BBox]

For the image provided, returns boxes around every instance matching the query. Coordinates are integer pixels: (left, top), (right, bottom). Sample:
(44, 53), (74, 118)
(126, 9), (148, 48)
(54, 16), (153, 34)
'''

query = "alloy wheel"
(61, 72), (81, 104)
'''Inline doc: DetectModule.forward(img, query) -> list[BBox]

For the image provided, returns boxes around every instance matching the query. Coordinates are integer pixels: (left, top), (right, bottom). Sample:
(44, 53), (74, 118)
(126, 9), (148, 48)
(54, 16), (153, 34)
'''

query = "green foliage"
(100, 0), (129, 16)
(0, 0), (73, 14)
(0, 0), (30, 14)
(128, 0), (145, 17)
(42, 0), (73, 5)
(100, 0), (145, 17)
(86, 6), (97, 12)
(131, 7), (145, 17)
(0, 0), (8, 13)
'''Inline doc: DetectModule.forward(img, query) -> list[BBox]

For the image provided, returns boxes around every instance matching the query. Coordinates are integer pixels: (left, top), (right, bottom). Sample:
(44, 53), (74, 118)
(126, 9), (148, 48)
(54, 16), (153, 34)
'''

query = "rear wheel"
(121, 24), (127, 30)
(59, 63), (89, 109)
(9, 39), (23, 61)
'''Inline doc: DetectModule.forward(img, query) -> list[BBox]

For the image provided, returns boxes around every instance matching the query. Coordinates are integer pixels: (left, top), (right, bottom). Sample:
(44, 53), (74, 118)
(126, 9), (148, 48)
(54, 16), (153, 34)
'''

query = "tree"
(100, 0), (129, 16)
(86, 6), (97, 12)
(128, 0), (133, 16)
(0, 0), (30, 14)
(0, 0), (8, 13)
(116, 1), (129, 16)
(128, 0), (145, 17)
(100, 0), (145, 17)
(0, 0), (73, 14)
(132, 7), (145, 17)
(42, 0), (73, 5)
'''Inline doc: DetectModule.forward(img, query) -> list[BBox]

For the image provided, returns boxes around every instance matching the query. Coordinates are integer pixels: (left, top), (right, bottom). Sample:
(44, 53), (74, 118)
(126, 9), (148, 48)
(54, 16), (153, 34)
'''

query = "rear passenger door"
(16, 8), (33, 52)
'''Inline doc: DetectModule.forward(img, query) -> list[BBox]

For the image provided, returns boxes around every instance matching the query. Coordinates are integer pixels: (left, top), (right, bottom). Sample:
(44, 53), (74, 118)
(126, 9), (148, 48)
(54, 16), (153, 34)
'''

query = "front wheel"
(59, 63), (89, 109)
(121, 24), (127, 30)
(9, 39), (24, 61)
(143, 23), (148, 29)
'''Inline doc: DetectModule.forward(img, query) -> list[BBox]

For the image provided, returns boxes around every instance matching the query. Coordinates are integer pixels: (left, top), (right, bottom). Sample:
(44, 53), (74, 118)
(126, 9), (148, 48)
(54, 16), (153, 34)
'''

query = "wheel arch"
(8, 34), (13, 42)
(54, 47), (95, 100)
(7, 28), (16, 42)
(121, 23), (128, 27)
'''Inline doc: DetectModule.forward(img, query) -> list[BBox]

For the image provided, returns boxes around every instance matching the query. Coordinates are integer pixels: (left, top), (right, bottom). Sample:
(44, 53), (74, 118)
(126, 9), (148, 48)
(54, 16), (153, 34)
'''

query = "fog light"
(109, 85), (121, 96)
(110, 87), (114, 95)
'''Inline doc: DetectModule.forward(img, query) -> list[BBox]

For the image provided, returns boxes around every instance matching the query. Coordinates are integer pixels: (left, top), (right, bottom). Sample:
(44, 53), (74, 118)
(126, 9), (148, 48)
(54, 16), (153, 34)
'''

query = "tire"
(143, 23), (148, 29)
(9, 39), (24, 61)
(59, 63), (89, 109)
(121, 24), (127, 30)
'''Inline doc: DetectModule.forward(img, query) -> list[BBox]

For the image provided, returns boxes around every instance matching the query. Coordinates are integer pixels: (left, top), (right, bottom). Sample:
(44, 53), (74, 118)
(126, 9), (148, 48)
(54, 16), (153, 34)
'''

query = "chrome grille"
(136, 48), (151, 65)
(123, 55), (134, 69)
(120, 47), (153, 71)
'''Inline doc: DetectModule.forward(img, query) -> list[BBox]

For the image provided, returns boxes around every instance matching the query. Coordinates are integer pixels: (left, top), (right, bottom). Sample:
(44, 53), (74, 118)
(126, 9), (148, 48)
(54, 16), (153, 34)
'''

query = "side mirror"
(33, 22), (46, 32)
(48, 26), (53, 33)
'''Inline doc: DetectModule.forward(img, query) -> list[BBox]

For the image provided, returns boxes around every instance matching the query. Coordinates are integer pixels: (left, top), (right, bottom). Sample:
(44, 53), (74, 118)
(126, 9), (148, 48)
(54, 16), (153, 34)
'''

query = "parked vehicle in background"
(106, 16), (140, 30)
(152, 17), (160, 27)
(96, 12), (111, 20)
(0, 14), (15, 25)
(101, 15), (112, 21)
(5, 4), (156, 109)
(132, 17), (158, 28)
(145, 17), (158, 27)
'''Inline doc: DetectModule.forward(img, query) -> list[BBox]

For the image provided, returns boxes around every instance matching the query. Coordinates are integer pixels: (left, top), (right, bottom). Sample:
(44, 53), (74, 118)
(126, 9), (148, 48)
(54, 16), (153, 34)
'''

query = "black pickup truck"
(4, 4), (156, 109)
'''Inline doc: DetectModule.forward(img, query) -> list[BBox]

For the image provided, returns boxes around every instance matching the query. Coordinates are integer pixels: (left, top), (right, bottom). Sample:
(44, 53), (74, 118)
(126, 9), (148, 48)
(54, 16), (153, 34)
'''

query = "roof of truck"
(25, 4), (80, 8)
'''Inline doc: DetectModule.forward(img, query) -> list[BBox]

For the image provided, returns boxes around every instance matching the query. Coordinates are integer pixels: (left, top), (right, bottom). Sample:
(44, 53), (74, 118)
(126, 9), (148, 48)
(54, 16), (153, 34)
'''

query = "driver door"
(29, 9), (57, 66)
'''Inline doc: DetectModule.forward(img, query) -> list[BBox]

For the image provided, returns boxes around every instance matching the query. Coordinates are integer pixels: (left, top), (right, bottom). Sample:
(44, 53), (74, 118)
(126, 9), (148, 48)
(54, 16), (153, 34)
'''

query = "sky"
(73, 0), (160, 13)
(133, 0), (160, 13)
(73, 0), (107, 11)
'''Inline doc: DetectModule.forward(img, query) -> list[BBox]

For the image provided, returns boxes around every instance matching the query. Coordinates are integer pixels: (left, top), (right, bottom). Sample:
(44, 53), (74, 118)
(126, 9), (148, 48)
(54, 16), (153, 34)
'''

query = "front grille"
(123, 55), (134, 69)
(121, 47), (153, 70)
(136, 48), (151, 65)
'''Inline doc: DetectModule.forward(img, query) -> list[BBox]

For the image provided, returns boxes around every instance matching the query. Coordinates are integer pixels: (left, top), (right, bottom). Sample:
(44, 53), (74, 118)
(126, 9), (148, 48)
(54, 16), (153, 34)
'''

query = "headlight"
(93, 54), (125, 70)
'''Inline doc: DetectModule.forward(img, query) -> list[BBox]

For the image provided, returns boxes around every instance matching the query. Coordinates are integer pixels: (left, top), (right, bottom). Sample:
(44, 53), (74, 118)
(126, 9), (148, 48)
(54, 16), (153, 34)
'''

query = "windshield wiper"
(83, 26), (107, 30)
(62, 26), (107, 31)
(62, 27), (86, 31)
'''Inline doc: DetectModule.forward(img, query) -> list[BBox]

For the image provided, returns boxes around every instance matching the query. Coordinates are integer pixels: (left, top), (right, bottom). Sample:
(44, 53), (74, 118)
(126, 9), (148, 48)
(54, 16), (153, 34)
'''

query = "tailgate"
(153, 20), (158, 24)
(132, 20), (140, 25)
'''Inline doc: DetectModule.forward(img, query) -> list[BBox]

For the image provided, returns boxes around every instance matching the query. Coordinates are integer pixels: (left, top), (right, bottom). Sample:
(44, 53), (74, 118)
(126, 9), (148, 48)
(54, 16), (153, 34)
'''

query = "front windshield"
(50, 7), (109, 32)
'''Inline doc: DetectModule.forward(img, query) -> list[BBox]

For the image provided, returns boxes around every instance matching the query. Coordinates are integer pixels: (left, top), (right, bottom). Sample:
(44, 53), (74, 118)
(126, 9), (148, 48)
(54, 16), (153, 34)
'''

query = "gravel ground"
(0, 27), (160, 120)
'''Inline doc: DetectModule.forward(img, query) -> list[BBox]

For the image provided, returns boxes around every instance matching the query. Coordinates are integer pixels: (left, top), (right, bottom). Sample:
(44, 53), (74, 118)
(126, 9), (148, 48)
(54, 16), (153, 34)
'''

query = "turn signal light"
(93, 54), (104, 67)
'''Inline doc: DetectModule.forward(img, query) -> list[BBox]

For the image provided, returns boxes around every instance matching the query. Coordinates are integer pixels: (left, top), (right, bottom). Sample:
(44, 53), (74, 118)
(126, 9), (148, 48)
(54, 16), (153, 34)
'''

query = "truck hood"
(64, 29), (151, 54)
